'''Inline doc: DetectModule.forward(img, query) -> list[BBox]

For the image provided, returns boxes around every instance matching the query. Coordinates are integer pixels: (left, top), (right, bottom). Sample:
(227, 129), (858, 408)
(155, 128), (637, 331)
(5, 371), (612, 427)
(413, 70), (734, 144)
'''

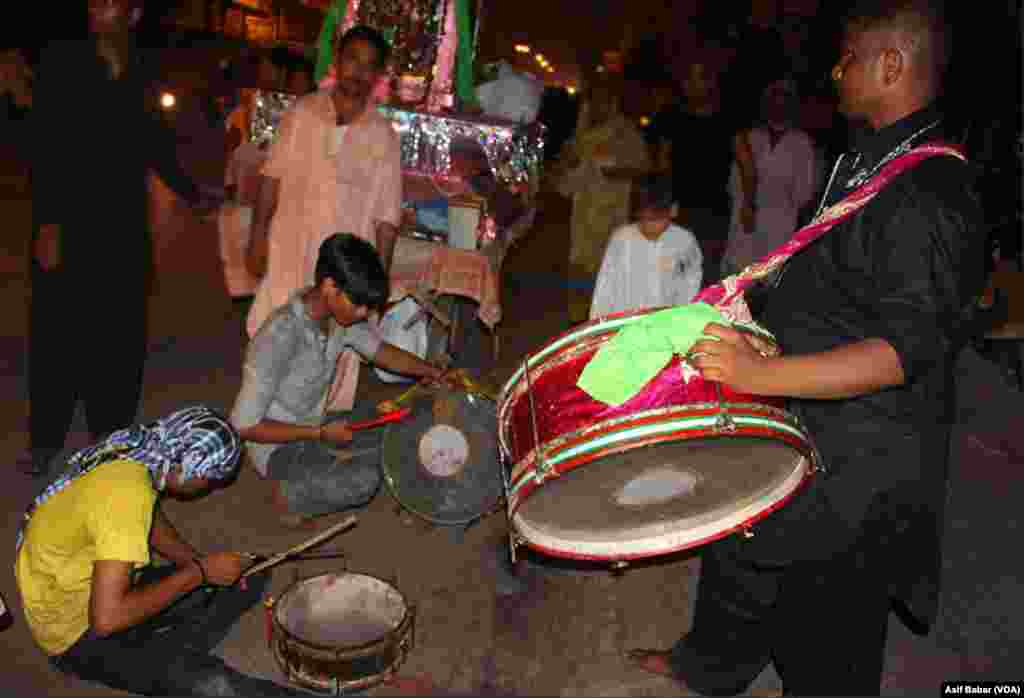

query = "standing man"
(245, 25), (401, 338)
(628, 1), (985, 694)
(24, 0), (217, 476)
(648, 61), (737, 284)
(245, 25), (401, 414)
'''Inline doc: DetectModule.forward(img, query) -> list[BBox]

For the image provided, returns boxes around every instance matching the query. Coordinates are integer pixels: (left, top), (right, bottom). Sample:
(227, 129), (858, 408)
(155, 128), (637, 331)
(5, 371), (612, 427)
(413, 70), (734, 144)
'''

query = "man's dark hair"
(314, 233), (389, 309)
(268, 46), (293, 71)
(633, 174), (676, 212)
(336, 25), (392, 69)
(843, 0), (951, 88)
(288, 58), (315, 87)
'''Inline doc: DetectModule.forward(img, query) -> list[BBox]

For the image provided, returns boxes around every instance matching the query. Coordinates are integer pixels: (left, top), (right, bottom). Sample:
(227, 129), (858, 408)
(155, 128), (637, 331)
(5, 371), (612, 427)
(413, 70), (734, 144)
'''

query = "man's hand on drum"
(689, 323), (777, 394)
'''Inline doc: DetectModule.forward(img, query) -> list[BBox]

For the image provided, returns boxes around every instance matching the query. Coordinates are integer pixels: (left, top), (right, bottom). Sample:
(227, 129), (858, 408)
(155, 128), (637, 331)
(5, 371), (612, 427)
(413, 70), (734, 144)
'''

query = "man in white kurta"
(590, 175), (703, 319)
(246, 27), (402, 413)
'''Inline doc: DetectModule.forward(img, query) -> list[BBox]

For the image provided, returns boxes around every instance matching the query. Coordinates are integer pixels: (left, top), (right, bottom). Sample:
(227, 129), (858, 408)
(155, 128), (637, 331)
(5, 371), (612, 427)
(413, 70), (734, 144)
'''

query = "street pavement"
(1, 166), (1020, 696)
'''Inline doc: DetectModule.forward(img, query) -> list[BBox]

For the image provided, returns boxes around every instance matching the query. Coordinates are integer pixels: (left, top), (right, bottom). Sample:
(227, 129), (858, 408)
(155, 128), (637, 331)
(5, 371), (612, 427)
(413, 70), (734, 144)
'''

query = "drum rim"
(498, 306), (776, 404)
(507, 401), (812, 494)
(273, 572), (412, 654)
(504, 403), (818, 560)
(510, 454), (813, 560)
(497, 309), (777, 461)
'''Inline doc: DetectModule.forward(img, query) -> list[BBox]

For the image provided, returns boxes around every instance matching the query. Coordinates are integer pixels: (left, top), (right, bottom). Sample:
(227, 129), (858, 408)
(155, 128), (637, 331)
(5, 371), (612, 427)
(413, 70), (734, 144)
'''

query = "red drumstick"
(347, 407), (412, 431)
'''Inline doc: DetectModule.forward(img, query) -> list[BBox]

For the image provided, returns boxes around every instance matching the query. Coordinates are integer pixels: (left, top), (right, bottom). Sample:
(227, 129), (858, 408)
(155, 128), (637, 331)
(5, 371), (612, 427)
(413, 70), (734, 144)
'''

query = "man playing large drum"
(627, 1), (985, 694)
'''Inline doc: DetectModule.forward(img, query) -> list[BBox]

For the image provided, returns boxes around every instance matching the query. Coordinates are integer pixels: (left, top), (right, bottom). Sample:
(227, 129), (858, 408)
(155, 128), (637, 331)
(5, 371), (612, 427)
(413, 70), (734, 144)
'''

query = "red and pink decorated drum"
(497, 308), (819, 562)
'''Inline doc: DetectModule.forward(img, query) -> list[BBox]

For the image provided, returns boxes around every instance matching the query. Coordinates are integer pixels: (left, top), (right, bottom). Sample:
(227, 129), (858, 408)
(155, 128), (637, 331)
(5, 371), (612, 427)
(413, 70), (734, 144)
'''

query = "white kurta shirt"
(589, 223), (704, 320)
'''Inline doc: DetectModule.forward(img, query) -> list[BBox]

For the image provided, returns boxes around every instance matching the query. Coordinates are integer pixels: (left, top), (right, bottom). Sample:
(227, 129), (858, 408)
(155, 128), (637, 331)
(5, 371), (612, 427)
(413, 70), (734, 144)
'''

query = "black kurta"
(32, 38), (200, 275)
(747, 104), (987, 626)
(28, 38), (200, 457)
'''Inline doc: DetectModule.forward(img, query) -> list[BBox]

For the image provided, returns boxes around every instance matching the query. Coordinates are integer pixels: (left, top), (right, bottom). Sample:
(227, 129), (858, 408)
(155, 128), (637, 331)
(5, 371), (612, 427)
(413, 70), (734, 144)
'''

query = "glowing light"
(640, 116), (651, 127)
(567, 86), (577, 95)
(596, 65), (606, 73)
(160, 92), (176, 109)
(515, 44), (531, 54)
(535, 54), (546, 63)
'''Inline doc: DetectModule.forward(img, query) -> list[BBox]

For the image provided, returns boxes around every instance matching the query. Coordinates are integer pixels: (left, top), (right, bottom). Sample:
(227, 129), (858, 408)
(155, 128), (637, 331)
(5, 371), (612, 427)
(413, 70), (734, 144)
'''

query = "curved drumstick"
(242, 515), (357, 578)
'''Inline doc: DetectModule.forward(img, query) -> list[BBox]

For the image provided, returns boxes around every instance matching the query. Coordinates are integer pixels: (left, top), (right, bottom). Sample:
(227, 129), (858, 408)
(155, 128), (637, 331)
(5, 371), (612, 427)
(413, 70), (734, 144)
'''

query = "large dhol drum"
(272, 573), (414, 693)
(498, 308), (819, 562)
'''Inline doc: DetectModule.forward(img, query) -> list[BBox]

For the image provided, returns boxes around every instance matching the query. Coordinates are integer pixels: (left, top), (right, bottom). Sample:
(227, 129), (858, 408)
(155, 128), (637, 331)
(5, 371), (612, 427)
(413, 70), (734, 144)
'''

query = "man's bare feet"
(381, 673), (438, 694)
(624, 648), (676, 678)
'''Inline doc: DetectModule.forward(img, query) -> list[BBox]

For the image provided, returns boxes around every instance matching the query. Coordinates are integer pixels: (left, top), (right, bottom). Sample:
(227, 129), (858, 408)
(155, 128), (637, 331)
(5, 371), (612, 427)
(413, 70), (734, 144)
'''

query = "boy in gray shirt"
(231, 233), (450, 526)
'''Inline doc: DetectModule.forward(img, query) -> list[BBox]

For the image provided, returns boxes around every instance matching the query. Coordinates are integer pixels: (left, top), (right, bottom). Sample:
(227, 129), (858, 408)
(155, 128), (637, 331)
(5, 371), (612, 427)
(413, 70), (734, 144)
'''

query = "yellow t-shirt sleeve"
(85, 463), (157, 566)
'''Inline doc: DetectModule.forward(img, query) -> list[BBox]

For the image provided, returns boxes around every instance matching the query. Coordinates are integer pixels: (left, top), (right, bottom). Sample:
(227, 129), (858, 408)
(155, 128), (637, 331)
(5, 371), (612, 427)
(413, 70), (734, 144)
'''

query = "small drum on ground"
(498, 307), (819, 562)
(272, 573), (414, 693)
(382, 389), (503, 526)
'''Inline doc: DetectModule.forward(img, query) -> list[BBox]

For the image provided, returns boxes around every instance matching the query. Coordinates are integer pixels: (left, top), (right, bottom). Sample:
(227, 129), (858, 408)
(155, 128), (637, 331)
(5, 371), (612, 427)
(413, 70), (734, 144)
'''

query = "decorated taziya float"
(252, 0), (545, 204)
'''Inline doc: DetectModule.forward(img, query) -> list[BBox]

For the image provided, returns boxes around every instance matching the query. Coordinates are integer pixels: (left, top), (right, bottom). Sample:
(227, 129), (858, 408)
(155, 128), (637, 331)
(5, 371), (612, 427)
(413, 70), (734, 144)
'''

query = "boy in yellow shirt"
(15, 406), (304, 696)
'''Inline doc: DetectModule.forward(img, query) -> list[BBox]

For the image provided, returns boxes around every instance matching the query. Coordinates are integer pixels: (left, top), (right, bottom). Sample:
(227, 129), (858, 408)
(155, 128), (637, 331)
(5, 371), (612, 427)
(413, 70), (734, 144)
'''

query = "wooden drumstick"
(242, 515), (357, 579)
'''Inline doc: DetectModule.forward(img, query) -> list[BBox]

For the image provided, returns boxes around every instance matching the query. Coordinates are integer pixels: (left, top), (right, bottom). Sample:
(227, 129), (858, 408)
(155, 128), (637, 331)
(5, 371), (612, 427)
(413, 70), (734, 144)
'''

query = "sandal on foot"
(624, 648), (676, 678)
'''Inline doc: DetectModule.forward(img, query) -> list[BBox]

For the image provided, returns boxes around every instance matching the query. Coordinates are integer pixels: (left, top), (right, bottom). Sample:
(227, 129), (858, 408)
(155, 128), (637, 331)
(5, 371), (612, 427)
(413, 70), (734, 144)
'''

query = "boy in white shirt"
(589, 175), (703, 320)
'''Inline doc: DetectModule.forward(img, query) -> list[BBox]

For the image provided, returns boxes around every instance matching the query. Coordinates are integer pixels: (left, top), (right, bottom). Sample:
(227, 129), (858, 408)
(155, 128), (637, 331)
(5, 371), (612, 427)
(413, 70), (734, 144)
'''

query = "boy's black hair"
(314, 233), (389, 309)
(633, 173), (676, 212)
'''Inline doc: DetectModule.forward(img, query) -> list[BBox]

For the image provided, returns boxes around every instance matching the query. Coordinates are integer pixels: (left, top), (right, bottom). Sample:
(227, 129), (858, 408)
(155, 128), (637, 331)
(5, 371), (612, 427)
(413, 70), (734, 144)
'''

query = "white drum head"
(513, 436), (808, 559)
(275, 574), (408, 647)
(418, 424), (470, 478)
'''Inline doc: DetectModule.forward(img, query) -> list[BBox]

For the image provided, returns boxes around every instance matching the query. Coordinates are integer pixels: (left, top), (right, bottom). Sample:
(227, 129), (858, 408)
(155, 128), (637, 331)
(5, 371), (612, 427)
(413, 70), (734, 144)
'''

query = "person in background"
(23, 0), (218, 477)
(244, 26), (403, 416)
(648, 61), (738, 284)
(723, 76), (820, 275)
(589, 174), (703, 319)
(558, 75), (651, 325)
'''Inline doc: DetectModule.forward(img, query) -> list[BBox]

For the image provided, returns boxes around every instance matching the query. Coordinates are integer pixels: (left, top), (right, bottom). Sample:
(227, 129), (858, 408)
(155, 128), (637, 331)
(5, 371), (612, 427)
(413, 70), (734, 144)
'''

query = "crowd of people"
(7, 0), (1013, 695)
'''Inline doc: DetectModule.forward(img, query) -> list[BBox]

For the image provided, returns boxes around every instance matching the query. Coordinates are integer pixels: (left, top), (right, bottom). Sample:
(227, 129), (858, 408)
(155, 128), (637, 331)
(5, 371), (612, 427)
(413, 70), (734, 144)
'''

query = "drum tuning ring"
(610, 561), (630, 573)
(533, 455), (556, 484)
(713, 413), (737, 434)
(742, 526), (755, 539)
(508, 532), (522, 564)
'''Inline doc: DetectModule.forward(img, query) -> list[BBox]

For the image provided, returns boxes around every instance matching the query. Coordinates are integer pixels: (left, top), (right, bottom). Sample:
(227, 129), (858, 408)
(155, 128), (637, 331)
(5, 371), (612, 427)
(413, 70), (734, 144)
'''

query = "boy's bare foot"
(381, 673), (437, 694)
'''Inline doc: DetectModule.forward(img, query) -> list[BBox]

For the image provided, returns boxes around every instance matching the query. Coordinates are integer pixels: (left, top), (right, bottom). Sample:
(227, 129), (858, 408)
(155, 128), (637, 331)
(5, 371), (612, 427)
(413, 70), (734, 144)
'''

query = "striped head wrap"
(16, 406), (240, 551)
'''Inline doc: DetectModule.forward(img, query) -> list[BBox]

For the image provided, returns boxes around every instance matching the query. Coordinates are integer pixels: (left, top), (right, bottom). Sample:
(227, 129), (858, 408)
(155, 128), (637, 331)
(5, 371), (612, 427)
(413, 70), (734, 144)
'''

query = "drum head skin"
(513, 436), (809, 560)
(275, 574), (407, 648)
(383, 391), (502, 526)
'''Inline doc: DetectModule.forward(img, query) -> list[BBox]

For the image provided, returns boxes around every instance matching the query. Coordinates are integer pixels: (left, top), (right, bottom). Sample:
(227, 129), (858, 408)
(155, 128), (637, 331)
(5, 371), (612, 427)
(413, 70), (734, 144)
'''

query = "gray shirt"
(231, 291), (383, 476)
